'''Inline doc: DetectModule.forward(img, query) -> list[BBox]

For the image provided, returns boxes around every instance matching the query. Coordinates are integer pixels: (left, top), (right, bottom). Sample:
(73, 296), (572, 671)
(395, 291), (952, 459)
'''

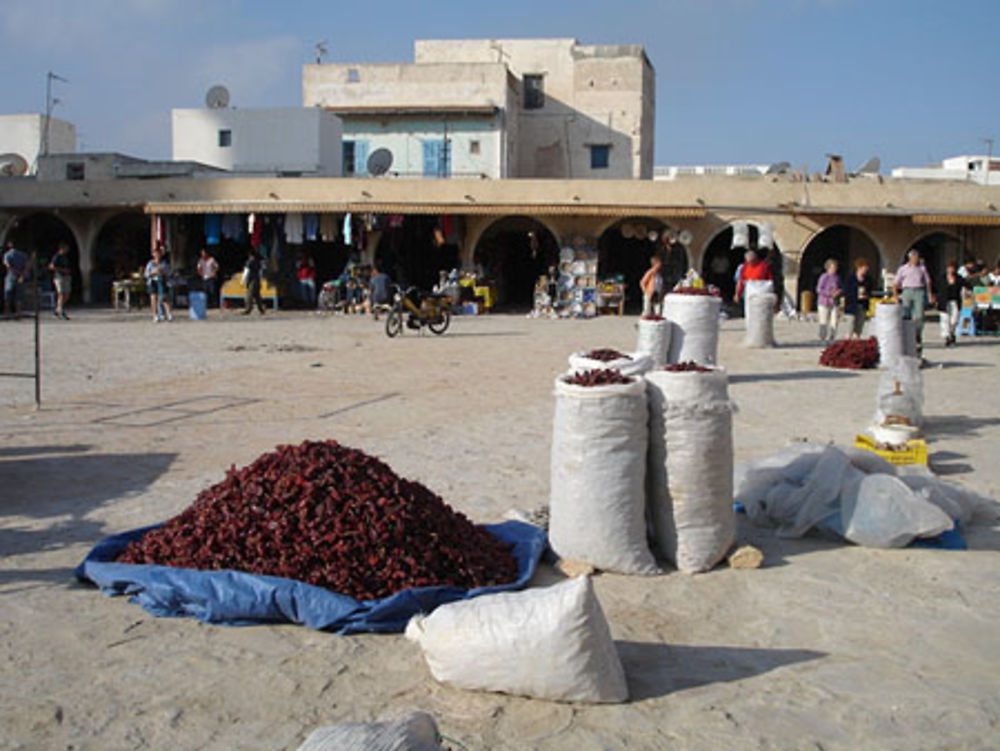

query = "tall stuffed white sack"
(549, 375), (658, 574)
(405, 576), (629, 704)
(635, 317), (672, 367)
(744, 292), (776, 348)
(874, 301), (904, 369)
(663, 293), (722, 365)
(646, 366), (736, 573)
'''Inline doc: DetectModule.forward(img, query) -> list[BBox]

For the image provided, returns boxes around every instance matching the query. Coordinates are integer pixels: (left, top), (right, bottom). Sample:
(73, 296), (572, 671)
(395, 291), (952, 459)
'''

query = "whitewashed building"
(0, 114), (76, 174)
(892, 155), (1000, 186)
(171, 107), (343, 176)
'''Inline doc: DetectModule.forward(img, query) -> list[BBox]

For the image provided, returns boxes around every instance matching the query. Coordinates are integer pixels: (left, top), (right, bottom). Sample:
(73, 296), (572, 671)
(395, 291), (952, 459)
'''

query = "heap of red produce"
(117, 440), (519, 600)
(583, 348), (631, 362)
(662, 361), (713, 373)
(819, 337), (880, 370)
(563, 369), (634, 387)
(670, 286), (720, 297)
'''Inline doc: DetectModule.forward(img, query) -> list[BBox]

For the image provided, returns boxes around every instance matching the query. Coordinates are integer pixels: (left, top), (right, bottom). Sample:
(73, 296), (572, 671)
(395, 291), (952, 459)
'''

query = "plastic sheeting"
(74, 520), (547, 634)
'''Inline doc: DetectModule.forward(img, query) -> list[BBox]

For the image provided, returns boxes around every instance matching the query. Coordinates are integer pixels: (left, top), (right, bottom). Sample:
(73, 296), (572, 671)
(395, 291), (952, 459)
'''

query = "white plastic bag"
(549, 376), (657, 573)
(874, 302), (904, 369)
(744, 292), (776, 348)
(646, 367), (735, 572)
(663, 293), (722, 365)
(841, 474), (953, 548)
(635, 318), (672, 367)
(405, 576), (629, 704)
(568, 350), (653, 377)
(297, 712), (442, 751)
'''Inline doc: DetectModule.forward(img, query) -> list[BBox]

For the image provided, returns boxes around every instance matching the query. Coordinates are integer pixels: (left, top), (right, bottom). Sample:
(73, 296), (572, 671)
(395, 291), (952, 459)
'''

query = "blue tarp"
(75, 520), (547, 634)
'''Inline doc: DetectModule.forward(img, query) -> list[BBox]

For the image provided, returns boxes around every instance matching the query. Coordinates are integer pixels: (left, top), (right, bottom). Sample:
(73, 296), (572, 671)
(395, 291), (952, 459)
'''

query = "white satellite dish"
(0, 153), (28, 177)
(366, 148), (393, 176)
(205, 85), (230, 109)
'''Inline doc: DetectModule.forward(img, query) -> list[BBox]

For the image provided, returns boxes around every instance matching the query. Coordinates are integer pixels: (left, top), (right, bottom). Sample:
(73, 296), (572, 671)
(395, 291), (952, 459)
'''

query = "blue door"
(422, 139), (451, 178)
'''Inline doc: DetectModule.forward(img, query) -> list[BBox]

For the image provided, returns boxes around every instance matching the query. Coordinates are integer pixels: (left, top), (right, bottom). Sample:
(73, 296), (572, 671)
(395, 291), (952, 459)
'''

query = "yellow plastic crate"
(853, 434), (928, 466)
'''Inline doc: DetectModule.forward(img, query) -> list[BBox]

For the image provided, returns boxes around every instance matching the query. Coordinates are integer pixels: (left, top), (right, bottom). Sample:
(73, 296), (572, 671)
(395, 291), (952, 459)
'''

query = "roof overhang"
(911, 212), (1000, 226)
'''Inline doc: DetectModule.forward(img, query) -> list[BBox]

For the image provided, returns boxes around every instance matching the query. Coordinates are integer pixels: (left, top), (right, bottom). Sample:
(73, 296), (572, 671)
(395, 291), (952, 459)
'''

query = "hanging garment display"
(343, 213), (353, 246)
(285, 212), (304, 244)
(204, 214), (222, 246)
(320, 213), (338, 242)
(221, 214), (243, 241)
(304, 213), (320, 242)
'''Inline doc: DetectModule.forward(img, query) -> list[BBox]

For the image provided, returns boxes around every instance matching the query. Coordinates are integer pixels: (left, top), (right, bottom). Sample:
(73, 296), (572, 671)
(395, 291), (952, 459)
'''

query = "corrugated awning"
(144, 201), (707, 218)
(912, 213), (1000, 226)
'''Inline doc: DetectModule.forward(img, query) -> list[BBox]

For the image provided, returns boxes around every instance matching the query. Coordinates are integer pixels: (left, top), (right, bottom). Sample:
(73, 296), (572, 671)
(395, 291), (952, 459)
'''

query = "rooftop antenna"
(315, 40), (328, 64)
(42, 71), (68, 157)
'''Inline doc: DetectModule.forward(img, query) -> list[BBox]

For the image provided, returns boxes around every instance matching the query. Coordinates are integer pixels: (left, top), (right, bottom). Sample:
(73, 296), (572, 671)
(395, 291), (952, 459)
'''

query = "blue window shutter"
(355, 140), (370, 177)
(422, 140), (450, 178)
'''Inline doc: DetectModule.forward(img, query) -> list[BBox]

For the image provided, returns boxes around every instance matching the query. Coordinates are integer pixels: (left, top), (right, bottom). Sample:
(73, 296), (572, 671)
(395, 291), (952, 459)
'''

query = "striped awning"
(144, 201), (707, 218)
(912, 213), (1000, 226)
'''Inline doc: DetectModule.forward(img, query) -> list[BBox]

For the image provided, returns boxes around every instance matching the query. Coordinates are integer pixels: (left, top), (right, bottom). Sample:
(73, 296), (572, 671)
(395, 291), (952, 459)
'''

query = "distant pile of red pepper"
(662, 361), (713, 373)
(819, 337), (880, 370)
(564, 369), (634, 387)
(584, 348), (631, 361)
(117, 440), (519, 600)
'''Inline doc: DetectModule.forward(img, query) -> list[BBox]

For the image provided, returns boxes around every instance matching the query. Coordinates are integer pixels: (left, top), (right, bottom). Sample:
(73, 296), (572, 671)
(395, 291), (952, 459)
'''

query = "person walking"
(843, 258), (873, 339)
(144, 245), (173, 322)
(196, 248), (219, 307)
(815, 258), (843, 343)
(242, 248), (266, 315)
(3, 240), (28, 320)
(893, 249), (935, 356)
(639, 254), (664, 316)
(48, 242), (72, 319)
(938, 261), (965, 347)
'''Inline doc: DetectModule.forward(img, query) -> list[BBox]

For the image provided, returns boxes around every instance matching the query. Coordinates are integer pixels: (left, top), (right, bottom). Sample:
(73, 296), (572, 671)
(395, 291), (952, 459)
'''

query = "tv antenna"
(315, 40), (328, 64)
(42, 71), (68, 157)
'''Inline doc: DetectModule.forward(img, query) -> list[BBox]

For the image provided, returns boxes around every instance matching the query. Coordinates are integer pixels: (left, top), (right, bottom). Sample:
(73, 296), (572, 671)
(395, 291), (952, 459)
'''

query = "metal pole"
(33, 251), (41, 408)
(983, 138), (994, 185)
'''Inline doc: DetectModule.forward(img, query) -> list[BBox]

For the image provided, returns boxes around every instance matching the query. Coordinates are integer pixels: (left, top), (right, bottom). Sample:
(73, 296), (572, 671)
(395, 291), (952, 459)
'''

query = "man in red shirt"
(733, 249), (773, 303)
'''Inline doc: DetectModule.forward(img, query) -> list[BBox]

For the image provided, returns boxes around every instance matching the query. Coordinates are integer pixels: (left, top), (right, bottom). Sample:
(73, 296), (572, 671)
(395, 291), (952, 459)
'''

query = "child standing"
(816, 258), (842, 342)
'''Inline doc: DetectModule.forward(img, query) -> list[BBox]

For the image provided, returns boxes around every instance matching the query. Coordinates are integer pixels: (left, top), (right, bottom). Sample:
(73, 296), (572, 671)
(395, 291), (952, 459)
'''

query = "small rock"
(728, 545), (764, 569)
(556, 558), (596, 577)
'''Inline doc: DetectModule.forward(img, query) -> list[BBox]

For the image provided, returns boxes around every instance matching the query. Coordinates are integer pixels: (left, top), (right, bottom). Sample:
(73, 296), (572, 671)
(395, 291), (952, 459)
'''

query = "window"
(523, 74), (544, 109)
(342, 141), (355, 176)
(422, 139), (452, 178)
(218, 129), (232, 148)
(342, 140), (369, 176)
(589, 144), (610, 170)
(65, 162), (85, 180)
(347, 68), (360, 83)
(469, 139), (481, 155)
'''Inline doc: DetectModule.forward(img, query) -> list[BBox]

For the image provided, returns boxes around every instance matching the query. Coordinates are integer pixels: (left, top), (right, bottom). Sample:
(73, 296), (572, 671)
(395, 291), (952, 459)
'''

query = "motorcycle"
(385, 285), (451, 337)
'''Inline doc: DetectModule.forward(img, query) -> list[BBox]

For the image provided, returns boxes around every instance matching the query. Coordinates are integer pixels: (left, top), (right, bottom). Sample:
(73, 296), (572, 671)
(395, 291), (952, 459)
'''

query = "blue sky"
(2, 0), (997, 172)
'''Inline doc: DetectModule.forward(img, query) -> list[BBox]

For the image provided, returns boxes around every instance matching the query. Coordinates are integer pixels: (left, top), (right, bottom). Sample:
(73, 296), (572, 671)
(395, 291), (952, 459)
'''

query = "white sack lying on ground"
(568, 350), (653, 376)
(735, 443), (992, 548)
(296, 712), (442, 751)
(549, 376), (658, 574)
(405, 576), (629, 704)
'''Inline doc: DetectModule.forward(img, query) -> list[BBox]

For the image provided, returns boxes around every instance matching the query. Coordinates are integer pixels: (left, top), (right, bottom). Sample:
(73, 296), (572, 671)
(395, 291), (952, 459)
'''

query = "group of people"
(3, 240), (74, 320)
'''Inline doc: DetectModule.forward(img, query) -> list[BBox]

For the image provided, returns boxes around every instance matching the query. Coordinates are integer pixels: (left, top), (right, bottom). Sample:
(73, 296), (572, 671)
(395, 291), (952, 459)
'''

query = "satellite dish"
(205, 85), (230, 109)
(0, 153), (28, 177)
(856, 156), (881, 175)
(765, 161), (791, 175)
(366, 148), (393, 176)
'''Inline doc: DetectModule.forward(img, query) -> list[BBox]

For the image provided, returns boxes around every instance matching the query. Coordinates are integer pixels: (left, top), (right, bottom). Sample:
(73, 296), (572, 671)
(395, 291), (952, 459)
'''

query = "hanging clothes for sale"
(204, 214), (222, 246)
(387, 214), (405, 229)
(342, 213), (353, 246)
(285, 212), (304, 244)
(304, 213), (320, 242)
(154, 215), (167, 247)
(320, 213), (338, 242)
(221, 214), (243, 241)
(249, 213), (262, 250)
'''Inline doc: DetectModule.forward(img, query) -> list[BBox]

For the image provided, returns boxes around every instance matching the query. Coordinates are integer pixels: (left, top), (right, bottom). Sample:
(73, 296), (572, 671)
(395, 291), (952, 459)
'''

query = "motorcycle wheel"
(385, 308), (403, 338)
(428, 308), (451, 335)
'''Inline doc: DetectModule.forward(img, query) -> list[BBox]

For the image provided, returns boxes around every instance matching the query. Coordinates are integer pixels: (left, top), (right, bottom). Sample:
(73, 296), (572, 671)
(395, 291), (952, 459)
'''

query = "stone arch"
(91, 211), (151, 303)
(700, 220), (785, 306)
(905, 230), (966, 287)
(471, 215), (561, 308)
(597, 217), (689, 314)
(798, 224), (882, 308)
(3, 212), (83, 303)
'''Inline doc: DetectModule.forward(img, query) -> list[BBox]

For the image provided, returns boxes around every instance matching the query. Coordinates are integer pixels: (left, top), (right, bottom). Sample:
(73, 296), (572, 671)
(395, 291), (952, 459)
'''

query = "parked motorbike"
(385, 285), (451, 337)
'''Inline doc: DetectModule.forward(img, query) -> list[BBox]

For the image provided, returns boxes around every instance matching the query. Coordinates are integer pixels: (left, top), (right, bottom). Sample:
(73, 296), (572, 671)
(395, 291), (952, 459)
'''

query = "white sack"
(744, 292), (776, 348)
(735, 442), (829, 511)
(663, 293), (722, 365)
(742, 279), (774, 318)
(568, 350), (653, 377)
(841, 474), (953, 548)
(549, 376), (658, 574)
(875, 356), (924, 426)
(874, 302), (904, 369)
(405, 576), (628, 704)
(902, 318), (919, 357)
(296, 712), (442, 751)
(646, 367), (735, 572)
(635, 318), (672, 367)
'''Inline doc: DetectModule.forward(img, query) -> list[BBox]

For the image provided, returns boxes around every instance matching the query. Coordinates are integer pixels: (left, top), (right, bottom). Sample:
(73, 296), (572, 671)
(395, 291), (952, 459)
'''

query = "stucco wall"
(0, 114), (76, 172)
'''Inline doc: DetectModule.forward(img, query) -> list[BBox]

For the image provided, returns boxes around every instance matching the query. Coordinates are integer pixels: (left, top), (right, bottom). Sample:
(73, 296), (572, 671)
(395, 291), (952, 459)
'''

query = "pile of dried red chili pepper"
(818, 337), (880, 370)
(564, 369), (634, 387)
(116, 440), (519, 600)
(583, 348), (631, 361)
(670, 287), (720, 297)
(661, 361), (713, 373)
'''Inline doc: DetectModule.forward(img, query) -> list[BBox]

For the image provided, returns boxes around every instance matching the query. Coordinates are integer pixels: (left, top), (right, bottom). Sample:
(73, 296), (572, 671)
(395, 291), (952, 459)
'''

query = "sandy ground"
(1, 305), (998, 751)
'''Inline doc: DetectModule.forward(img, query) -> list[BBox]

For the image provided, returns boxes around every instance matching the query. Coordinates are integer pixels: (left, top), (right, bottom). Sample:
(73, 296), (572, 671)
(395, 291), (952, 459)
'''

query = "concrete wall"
(172, 108), (342, 175)
(0, 114), (76, 173)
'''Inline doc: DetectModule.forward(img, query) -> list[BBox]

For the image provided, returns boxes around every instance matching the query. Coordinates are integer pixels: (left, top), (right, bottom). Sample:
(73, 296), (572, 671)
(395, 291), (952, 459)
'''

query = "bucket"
(800, 290), (815, 314)
(188, 291), (207, 320)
